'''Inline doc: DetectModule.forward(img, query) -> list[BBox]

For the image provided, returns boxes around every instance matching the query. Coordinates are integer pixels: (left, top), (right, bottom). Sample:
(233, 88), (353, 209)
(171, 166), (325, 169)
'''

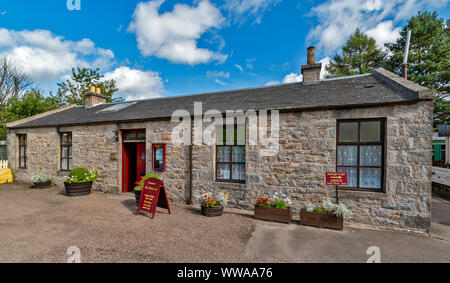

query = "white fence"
(0, 160), (8, 169)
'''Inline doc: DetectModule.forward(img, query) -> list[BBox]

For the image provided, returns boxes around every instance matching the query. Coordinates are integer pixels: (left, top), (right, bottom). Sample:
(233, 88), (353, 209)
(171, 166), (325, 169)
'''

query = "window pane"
(20, 146), (25, 156)
(68, 146), (72, 158)
(337, 146), (357, 166)
(62, 133), (68, 144)
(62, 147), (68, 158)
(20, 157), (25, 168)
(360, 145), (382, 166)
(217, 146), (230, 162)
(360, 121), (380, 142)
(68, 133), (72, 144)
(232, 146), (245, 163)
(339, 122), (358, 142)
(236, 126), (245, 145)
(68, 159), (73, 170)
(232, 164), (245, 181)
(337, 167), (357, 188)
(217, 163), (230, 180)
(360, 168), (382, 189)
(61, 159), (68, 171)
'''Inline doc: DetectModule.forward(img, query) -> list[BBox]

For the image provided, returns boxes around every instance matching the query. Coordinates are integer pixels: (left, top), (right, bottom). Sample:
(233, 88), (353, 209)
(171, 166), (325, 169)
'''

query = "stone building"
(6, 48), (435, 232)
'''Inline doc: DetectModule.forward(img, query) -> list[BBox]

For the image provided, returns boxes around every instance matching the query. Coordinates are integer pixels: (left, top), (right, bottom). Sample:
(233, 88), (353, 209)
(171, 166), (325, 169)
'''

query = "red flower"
(134, 182), (139, 185)
(204, 195), (207, 198)
(265, 197), (269, 201)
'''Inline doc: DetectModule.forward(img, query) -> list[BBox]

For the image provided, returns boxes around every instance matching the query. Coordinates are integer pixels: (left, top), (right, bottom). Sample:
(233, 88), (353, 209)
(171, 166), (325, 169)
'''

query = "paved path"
(243, 197), (450, 263)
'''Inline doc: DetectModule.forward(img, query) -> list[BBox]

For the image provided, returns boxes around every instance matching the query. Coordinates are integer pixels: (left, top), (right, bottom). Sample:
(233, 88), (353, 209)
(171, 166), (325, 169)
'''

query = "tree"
(0, 56), (33, 106)
(0, 89), (60, 140)
(326, 29), (386, 78)
(384, 11), (449, 126)
(56, 67), (122, 105)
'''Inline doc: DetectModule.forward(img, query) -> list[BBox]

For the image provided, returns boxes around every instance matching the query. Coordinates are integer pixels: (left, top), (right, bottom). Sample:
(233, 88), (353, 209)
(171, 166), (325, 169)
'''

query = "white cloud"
(1, 11), (7, 16)
(234, 64), (244, 72)
(307, 0), (448, 54)
(283, 73), (302, 83)
(265, 80), (280, 86)
(128, 0), (227, 65)
(0, 28), (116, 82)
(214, 79), (226, 85)
(223, 0), (281, 25)
(319, 56), (331, 79)
(207, 70), (230, 79)
(366, 21), (401, 49)
(103, 66), (165, 101)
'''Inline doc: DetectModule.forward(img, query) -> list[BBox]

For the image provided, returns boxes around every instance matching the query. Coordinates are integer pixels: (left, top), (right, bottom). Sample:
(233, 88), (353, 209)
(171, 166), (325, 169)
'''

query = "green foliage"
(255, 197), (290, 209)
(0, 89), (60, 140)
(313, 207), (325, 213)
(326, 29), (386, 78)
(272, 199), (288, 209)
(56, 67), (123, 106)
(65, 167), (98, 183)
(384, 11), (449, 126)
(134, 173), (160, 191)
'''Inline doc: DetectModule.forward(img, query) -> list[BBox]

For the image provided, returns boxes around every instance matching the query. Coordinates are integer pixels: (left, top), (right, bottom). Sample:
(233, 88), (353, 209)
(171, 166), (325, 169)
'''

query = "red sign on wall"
(136, 178), (171, 219)
(325, 172), (348, 186)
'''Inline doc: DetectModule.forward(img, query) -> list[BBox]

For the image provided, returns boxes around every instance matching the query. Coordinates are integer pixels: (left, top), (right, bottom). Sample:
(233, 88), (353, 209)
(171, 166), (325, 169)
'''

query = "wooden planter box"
(64, 181), (93, 197)
(300, 210), (343, 230)
(254, 206), (292, 224)
(34, 181), (52, 189)
(201, 205), (224, 217)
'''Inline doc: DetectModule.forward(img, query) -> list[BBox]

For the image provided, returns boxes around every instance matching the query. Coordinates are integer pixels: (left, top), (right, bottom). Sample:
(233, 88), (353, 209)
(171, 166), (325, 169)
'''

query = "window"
(441, 144), (446, 162)
(123, 130), (145, 142)
(18, 134), (27, 168)
(216, 125), (246, 183)
(98, 102), (136, 113)
(337, 119), (385, 191)
(152, 144), (166, 171)
(60, 132), (72, 171)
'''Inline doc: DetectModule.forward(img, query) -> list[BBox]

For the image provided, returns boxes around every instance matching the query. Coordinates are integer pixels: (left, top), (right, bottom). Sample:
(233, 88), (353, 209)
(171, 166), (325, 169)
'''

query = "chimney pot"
(90, 86), (96, 92)
(96, 87), (101, 94)
(307, 46), (316, 64)
(84, 87), (107, 108)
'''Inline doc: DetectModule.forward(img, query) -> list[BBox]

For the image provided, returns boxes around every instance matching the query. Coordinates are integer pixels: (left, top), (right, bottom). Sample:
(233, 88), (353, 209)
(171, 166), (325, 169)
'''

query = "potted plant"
(64, 167), (98, 197)
(300, 199), (352, 231)
(200, 192), (228, 217)
(254, 195), (292, 224)
(133, 174), (161, 206)
(31, 172), (52, 189)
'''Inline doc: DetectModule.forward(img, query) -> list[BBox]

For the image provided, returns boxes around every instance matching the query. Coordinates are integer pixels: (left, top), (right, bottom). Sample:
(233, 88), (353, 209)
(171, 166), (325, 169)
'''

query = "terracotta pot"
(64, 181), (93, 197)
(34, 181), (52, 189)
(201, 205), (224, 217)
(254, 206), (292, 224)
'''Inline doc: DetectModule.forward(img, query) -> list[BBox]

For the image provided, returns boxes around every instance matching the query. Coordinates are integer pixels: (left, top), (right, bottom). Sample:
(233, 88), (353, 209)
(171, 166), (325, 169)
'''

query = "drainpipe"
(187, 118), (193, 205)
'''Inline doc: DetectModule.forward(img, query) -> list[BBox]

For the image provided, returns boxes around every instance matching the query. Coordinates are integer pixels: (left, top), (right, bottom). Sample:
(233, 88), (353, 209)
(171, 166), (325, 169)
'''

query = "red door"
(136, 143), (146, 180)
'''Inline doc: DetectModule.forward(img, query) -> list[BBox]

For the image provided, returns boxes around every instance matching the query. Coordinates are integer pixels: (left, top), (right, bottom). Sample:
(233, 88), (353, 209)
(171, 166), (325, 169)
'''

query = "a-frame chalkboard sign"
(136, 178), (171, 219)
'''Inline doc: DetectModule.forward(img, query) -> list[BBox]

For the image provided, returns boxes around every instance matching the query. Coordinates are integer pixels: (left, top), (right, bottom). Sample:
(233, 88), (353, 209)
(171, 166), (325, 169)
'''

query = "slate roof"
(8, 69), (434, 129)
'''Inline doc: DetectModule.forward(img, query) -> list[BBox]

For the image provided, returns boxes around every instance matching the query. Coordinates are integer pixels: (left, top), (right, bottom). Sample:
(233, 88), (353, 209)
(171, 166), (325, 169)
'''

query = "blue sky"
(0, 0), (449, 100)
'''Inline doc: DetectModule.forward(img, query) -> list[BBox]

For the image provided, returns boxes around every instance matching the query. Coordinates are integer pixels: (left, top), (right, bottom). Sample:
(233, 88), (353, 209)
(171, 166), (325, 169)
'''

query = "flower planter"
(34, 181), (52, 189)
(201, 205), (224, 217)
(254, 206), (292, 224)
(300, 210), (343, 230)
(134, 190), (142, 207)
(64, 181), (93, 197)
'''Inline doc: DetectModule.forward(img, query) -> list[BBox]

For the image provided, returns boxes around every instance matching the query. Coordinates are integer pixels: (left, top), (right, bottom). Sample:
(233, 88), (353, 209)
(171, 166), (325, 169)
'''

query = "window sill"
(213, 181), (246, 191)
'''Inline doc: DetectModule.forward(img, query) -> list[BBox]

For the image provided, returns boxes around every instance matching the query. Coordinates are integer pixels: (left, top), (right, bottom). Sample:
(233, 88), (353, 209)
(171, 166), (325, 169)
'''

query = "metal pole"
(402, 30), (412, 79)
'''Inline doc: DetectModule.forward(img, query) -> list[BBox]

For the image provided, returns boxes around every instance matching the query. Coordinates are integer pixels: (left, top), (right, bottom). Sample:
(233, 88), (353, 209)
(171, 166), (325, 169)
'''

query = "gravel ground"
(0, 184), (255, 263)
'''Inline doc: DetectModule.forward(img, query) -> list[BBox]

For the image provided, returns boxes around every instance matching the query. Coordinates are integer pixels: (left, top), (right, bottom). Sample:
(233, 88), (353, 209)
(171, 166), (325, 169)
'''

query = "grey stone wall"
(6, 100), (433, 232)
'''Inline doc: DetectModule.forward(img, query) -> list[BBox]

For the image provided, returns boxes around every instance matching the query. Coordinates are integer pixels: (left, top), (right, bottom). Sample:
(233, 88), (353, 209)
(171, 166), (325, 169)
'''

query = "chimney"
(84, 86), (107, 108)
(301, 46), (322, 82)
